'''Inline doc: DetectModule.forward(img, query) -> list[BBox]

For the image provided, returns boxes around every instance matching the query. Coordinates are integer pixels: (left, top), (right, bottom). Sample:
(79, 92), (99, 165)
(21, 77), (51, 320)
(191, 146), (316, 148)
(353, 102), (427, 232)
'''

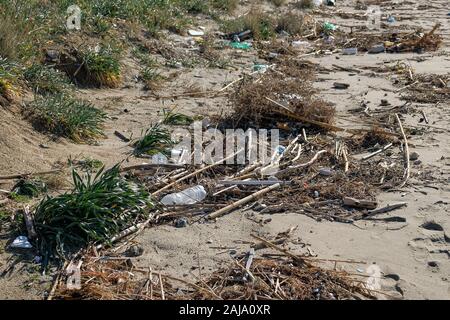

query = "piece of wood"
(361, 143), (393, 161)
(121, 163), (184, 172)
(218, 180), (289, 186)
(250, 234), (311, 267)
(114, 130), (130, 142)
(357, 202), (408, 220)
(278, 150), (327, 174)
(23, 205), (37, 239)
(343, 197), (378, 210)
(395, 114), (410, 188)
(207, 183), (281, 220)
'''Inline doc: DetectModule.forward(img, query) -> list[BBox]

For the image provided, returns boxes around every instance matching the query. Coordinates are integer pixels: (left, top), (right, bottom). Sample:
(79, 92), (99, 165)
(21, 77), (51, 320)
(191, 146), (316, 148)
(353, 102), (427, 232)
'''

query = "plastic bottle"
(161, 185), (207, 205)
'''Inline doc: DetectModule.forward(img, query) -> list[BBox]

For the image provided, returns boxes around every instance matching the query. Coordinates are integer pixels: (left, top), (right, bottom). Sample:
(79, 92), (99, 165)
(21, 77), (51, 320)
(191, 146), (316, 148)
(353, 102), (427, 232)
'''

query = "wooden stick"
(342, 147), (349, 173)
(121, 163), (184, 172)
(207, 183), (281, 220)
(152, 149), (243, 196)
(23, 205), (37, 239)
(343, 197), (378, 210)
(395, 114), (410, 188)
(357, 202), (407, 220)
(278, 150), (327, 174)
(250, 234), (310, 267)
(361, 143), (393, 161)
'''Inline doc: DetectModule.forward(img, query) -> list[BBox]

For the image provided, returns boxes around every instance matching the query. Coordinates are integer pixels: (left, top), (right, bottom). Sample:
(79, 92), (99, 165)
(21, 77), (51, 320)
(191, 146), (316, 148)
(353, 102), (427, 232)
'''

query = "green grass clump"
(11, 179), (47, 198)
(162, 109), (194, 126)
(34, 164), (152, 259)
(133, 123), (173, 156)
(69, 156), (104, 173)
(221, 11), (276, 40)
(82, 46), (122, 88)
(28, 94), (107, 142)
(24, 64), (72, 95)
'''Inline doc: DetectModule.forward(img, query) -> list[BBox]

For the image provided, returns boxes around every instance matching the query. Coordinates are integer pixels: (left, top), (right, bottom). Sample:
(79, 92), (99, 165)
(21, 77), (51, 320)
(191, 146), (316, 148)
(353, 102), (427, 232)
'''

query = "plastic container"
(342, 47), (358, 55)
(369, 44), (385, 54)
(161, 185), (207, 205)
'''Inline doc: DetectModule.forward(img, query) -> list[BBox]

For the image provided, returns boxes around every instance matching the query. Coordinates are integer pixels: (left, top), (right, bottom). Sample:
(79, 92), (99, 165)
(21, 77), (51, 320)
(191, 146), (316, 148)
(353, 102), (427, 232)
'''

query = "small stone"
(175, 217), (188, 228)
(313, 191), (320, 198)
(319, 168), (333, 176)
(39, 144), (50, 149)
(409, 152), (420, 161)
(206, 239), (213, 244)
(413, 160), (422, 165)
(125, 245), (144, 257)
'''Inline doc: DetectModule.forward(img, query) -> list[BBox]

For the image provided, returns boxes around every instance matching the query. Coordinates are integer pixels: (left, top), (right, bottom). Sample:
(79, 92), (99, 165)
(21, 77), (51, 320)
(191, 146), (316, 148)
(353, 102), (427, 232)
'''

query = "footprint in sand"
(408, 220), (450, 262)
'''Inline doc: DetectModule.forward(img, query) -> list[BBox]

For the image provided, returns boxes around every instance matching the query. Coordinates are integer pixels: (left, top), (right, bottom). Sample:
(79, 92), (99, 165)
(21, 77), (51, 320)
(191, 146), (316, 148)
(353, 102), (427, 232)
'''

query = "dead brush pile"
(337, 24), (442, 53)
(399, 73), (450, 103)
(55, 248), (375, 300)
(227, 63), (335, 130)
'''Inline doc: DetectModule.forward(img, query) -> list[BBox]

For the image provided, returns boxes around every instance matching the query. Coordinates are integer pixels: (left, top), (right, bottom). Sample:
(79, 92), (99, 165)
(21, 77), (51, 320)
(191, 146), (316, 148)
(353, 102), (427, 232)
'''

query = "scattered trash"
(152, 153), (168, 164)
(333, 82), (350, 89)
(175, 217), (188, 228)
(229, 42), (251, 50)
(313, 0), (323, 7)
(253, 64), (269, 73)
(188, 29), (204, 36)
(229, 30), (252, 42)
(368, 44), (385, 54)
(323, 22), (337, 32)
(387, 16), (396, 23)
(10, 236), (33, 249)
(292, 40), (311, 49)
(342, 48), (358, 55)
(161, 185), (207, 205)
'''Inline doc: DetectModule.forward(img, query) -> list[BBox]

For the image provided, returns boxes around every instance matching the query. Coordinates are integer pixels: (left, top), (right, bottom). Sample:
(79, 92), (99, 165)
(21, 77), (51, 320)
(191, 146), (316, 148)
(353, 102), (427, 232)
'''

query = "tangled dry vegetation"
(226, 61), (334, 129)
(55, 244), (375, 300)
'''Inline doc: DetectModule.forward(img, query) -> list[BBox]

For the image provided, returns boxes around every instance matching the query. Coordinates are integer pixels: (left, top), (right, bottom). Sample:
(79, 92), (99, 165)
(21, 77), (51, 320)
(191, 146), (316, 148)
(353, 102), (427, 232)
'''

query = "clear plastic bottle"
(160, 185), (207, 205)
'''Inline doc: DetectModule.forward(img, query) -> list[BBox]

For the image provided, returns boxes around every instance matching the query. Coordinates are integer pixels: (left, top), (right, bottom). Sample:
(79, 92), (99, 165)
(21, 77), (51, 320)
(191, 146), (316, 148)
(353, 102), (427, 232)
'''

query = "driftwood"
(361, 143), (393, 161)
(343, 197), (378, 210)
(357, 202), (408, 220)
(23, 205), (37, 239)
(207, 183), (281, 220)
(114, 131), (130, 142)
(395, 114), (410, 187)
(121, 163), (185, 172)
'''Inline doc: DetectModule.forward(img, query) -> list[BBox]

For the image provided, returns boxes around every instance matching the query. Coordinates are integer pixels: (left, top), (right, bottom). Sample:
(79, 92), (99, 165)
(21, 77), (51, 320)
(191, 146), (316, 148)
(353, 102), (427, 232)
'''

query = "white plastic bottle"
(160, 185), (207, 205)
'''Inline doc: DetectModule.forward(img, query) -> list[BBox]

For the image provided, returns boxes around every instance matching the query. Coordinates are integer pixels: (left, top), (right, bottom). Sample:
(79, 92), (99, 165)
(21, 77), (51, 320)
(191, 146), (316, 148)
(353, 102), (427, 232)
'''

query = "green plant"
(11, 179), (47, 198)
(221, 11), (276, 40)
(133, 123), (173, 156)
(24, 64), (72, 95)
(82, 46), (121, 88)
(162, 109), (194, 125)
(69, 156), (104, 173)
(140, 67), (164, 91)
(27, 94), (107, 142)
(34, 164), (151, 259)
